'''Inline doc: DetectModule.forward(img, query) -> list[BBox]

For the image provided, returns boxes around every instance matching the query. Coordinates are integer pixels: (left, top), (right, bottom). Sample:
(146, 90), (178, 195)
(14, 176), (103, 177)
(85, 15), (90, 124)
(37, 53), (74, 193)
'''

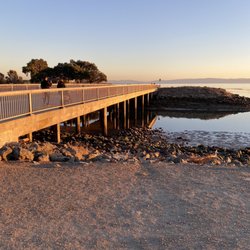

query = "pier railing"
(0, 83), (111, 92)
(0, 84), (157, 122)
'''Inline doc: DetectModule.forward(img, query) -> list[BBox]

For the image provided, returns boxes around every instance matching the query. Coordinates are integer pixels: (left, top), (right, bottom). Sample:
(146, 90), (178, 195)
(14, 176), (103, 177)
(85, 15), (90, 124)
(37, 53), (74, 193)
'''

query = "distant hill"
(110, 78), (250, 84)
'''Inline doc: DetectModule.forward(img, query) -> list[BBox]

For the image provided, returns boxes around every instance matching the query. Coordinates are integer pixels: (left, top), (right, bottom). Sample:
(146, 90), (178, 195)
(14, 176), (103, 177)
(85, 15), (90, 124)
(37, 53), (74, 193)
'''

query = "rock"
(225, 156), (232, 164)
(68, 145), (89, 160)
(12, 147), (34, 161)
(28, 142), (41, 152)
(154, 152), (160, 158)
(60, 148), (73, 157)
(233, 160), (243, 167)
(49, 153), (69, 162)
(86, 151), (102, 161)
(173, 157), (186, 164)
(0, 146), (13, 161)
(36, 152), (50, 162)
(145, 153), (150, 160)
(39, 142), (56, 154)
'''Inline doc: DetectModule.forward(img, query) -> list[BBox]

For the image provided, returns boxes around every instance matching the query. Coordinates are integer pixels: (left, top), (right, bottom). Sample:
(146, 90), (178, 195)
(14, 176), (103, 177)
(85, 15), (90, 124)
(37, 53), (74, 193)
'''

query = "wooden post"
(82, 115), (86, 127)
(55, 123), (61, 143)
(113, 105), (117, 129)
(28, 132), (33, 142)
(127, 99), (130, 128)
(101, 107), (108, 136)
(142, 95), (145, 127)
(117, 103), (120, 129)
(123, 101), (127, 129)
(134, 97), (138, 125)
(146, 93), (150, 107)
(76, 116), (81, 133)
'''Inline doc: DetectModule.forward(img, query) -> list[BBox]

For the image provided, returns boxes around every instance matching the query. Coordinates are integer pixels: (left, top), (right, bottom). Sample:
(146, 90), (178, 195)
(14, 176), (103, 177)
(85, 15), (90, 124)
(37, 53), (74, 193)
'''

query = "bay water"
(153, 83), (250, 149)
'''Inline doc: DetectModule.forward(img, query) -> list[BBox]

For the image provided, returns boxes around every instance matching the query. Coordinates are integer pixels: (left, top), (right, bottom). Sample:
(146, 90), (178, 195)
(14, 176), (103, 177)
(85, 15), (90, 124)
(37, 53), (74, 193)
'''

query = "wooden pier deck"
(0, 84), (158, 146)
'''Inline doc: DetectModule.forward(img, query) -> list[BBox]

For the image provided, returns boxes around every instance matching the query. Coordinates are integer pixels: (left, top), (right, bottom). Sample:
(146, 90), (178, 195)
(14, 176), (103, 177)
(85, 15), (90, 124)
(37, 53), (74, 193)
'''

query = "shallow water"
(153, 83), (250, 149)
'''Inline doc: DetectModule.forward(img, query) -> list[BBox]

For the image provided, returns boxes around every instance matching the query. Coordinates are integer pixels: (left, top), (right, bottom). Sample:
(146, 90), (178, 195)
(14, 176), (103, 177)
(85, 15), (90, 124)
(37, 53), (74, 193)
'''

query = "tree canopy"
(22, 59), (48, 81)
(0, 72), (5, 84)
(6, 70), (23, 84)
(23, 59), (107, 83)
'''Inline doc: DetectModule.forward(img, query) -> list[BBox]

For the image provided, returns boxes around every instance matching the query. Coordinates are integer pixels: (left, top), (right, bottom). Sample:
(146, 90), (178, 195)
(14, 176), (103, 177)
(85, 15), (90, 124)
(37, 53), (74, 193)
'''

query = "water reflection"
(152, 110), (250, 149)
(156, 110), (240, 120)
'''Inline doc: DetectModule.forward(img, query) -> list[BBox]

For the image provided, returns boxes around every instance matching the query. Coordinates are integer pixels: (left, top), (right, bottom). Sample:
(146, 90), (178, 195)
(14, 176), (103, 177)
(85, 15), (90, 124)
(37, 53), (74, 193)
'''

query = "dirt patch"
(0, 161), (249, 249)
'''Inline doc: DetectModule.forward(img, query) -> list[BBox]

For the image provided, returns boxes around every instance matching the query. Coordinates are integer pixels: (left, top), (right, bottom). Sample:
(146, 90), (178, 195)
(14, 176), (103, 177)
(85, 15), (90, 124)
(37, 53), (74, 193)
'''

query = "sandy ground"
(0, 161), (250, 249)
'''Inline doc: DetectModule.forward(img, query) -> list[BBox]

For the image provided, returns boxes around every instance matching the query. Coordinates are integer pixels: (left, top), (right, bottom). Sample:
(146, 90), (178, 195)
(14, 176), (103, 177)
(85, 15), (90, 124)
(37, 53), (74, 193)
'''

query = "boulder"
(36, 153), (50, 162)
(49, 153), (69, 162)
(39, 142), (56, 154)
(12, 147), (34, 161)
(0, 146), (13, 161)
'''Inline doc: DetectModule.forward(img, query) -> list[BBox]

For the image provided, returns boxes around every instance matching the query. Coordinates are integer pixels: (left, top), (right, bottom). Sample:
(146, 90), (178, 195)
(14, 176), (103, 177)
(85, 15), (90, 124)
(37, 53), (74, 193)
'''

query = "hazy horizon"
(1, 0), (250, 81)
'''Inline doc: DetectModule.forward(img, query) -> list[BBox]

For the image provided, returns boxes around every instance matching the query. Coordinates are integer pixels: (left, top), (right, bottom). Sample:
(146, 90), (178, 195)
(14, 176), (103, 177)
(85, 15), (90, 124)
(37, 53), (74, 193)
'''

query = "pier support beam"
(117, 103), (120, 129)
(52, 123), (61, 143)
(113, 105), (117, 129)
(100, 107), (108, 136)
(127, 99), (130, 128)
(28, 132), (33, 142)
(142, 95), (145, 126)
(146, 94), (150, 107)
(76, 116), (81, 133)
(81, 115), (86, 128)
(134, 97), (138, 125)
(123, 101), (127, 129)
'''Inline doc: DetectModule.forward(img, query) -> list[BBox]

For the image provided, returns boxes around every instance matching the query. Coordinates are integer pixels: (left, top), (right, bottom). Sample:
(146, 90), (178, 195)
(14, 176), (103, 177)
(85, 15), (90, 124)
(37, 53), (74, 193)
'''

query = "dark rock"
(12, 147), (34, 161)
(0, 146), (13, 161)
(49, 153), (69, 162)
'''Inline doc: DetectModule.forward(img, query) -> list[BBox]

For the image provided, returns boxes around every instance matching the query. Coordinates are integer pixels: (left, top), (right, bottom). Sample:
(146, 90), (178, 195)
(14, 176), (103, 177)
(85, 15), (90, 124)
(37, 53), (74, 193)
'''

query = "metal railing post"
(61, 90), (64, 107)
(28, 93), (32, 115)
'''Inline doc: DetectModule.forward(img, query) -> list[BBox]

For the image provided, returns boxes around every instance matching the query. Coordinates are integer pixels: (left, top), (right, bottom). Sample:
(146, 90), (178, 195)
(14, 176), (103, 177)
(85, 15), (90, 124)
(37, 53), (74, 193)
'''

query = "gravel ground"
(0, 161), (250, 249)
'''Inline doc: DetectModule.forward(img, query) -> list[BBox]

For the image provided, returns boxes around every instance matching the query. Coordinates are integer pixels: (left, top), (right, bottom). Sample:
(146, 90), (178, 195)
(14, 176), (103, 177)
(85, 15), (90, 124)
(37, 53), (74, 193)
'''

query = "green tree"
(6, 70), (20, 83)
(0, 72), (5, 84)
(22, 59), (48, 82)
(69, 60), (107, 83)
(28, 59), (107, 83)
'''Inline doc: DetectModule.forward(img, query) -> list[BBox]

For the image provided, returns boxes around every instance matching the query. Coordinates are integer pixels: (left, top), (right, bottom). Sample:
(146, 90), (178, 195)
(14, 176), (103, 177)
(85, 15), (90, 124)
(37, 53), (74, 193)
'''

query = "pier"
(0, 84), (158, 146)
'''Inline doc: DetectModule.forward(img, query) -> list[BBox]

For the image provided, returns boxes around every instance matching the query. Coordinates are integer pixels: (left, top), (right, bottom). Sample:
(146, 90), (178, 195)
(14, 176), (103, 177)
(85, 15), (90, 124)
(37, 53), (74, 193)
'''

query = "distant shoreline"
(110, 78), (250, 84)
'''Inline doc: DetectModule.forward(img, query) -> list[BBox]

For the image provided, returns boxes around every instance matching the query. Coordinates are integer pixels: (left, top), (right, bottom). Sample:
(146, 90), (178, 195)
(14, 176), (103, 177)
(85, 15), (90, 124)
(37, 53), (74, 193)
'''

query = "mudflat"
(0, 161), (249, 249)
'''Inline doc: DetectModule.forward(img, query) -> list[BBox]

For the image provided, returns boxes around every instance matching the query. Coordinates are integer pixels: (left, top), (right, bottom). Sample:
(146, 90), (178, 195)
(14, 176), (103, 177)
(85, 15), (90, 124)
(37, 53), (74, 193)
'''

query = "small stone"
(225, 156), (232, 163)
(154, 152), (160, 158)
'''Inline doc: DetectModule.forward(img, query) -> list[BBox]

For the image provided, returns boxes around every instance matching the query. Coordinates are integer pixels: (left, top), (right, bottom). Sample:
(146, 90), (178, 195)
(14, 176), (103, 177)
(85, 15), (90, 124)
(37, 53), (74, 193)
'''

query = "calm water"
(153, 83), (250, 148)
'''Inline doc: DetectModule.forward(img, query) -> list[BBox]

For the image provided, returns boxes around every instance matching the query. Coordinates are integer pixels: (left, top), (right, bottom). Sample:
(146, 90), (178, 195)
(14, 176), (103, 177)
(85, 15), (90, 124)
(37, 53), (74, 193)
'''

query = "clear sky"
(1, 0), (250, 81)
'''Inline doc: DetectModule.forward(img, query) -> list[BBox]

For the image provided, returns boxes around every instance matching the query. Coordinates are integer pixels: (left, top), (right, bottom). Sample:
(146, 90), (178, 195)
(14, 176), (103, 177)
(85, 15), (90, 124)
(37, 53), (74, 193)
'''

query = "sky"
(1, 0), (250, 81)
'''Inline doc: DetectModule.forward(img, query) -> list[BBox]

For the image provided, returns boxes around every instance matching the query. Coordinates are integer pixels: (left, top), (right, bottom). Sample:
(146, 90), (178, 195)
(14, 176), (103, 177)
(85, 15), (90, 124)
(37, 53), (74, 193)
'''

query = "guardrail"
(0, 84), (158, 122)
(0, 83), (111, 92)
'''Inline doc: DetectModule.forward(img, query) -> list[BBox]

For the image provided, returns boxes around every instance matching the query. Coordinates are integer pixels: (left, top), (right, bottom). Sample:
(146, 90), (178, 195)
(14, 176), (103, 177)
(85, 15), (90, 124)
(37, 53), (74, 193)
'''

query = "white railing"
(0, 84), (158, 122)
(0, 83), (111, 92)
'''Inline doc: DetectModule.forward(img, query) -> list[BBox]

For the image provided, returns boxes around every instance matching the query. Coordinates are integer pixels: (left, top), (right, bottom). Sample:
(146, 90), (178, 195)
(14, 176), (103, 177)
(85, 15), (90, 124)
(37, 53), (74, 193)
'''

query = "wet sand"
(0, 161), (249, 249)
(163, 130), (250, 149)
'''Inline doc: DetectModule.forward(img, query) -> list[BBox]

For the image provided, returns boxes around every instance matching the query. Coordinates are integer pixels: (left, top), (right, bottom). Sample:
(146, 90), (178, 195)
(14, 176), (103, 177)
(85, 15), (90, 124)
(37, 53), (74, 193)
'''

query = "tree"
(68, 60), (107, 83)
(6, 70), (20, 83)
(24, 59), (107, 83)
(22, 59), (48, 82)
(0, 72), (5, 84)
